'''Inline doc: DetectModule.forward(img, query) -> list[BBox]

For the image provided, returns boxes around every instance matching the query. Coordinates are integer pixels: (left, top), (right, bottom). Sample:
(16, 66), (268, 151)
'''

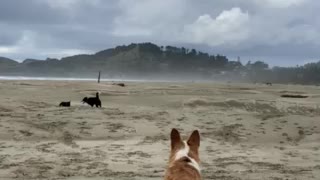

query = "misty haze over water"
(0, 76), (142, 82)
(0, 76), (199, 83)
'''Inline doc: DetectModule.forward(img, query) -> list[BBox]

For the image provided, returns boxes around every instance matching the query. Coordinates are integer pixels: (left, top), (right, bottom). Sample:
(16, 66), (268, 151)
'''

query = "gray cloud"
(0, 0), (319, 65)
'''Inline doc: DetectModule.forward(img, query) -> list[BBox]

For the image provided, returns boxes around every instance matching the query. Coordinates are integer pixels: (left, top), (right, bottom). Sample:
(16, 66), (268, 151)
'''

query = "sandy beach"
(0, 80), (319, 180)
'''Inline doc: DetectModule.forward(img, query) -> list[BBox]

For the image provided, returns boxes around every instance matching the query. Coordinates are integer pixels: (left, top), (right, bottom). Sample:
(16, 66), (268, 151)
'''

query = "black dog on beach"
(59, 101), (71, 107)
(82, 92), (101, 107)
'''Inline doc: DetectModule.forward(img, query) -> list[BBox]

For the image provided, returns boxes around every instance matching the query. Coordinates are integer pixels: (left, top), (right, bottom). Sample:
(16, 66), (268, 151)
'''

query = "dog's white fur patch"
(175, 141), (200, 173)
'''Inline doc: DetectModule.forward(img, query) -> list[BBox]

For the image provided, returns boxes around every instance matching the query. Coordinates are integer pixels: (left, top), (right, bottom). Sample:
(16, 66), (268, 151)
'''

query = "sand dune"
(0, 80), (319, 179)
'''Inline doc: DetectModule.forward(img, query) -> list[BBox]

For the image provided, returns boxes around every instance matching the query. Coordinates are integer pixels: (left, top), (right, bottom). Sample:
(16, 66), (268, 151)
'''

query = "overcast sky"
(0, 0), (319, 66)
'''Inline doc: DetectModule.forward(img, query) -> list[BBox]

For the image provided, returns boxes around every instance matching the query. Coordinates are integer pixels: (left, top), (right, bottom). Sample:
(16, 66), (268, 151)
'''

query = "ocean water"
(0, 75), (210, 83)
(0, 76), (176, 82)
(0, 76), (132, 81)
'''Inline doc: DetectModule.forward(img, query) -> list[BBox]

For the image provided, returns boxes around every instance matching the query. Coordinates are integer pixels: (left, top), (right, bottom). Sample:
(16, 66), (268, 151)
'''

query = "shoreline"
(0, 75), (223, 83)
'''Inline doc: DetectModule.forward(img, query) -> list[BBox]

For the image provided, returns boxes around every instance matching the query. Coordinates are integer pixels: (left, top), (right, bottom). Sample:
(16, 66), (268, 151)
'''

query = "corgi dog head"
(165, 128), (201, 180)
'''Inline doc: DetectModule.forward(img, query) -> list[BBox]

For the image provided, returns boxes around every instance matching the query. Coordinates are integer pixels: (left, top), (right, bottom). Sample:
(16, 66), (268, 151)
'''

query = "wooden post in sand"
(98, 71), (101, 83)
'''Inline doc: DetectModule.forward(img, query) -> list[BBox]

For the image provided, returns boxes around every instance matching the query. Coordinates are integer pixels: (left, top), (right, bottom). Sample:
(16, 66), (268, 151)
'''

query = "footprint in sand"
(61, 131), (79, 148)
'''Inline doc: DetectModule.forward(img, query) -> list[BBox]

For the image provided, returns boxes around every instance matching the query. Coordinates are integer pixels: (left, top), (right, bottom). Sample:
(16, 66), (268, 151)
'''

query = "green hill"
(0, 42), (319, 84)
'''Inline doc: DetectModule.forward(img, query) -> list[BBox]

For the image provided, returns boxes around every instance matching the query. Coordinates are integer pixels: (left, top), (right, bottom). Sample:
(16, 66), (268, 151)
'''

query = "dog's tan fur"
(164, 128), (201, 180)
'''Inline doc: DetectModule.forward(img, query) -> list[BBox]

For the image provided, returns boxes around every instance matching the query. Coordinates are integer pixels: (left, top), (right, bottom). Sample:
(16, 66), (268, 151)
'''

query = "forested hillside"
(0, 43), (319, 84)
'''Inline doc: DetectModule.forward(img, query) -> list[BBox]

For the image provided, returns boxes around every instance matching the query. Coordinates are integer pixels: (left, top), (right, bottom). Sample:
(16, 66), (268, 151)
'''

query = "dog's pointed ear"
(187, 130), (200, 148)
(171, 128), (182, 150)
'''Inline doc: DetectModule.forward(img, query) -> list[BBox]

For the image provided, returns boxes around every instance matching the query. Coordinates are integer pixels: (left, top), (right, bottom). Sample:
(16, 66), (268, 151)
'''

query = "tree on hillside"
(251, 61), (269, 70)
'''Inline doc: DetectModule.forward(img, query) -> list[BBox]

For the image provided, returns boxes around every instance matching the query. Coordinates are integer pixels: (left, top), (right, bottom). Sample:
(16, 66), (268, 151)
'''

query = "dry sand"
(0, 80), (319, 180)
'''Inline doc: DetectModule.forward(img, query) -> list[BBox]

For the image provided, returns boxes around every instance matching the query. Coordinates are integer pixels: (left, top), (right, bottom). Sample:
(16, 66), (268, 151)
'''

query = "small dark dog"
(82, 92), (101, 107)
(265, 82), (273, 86)
(59, 101), (71, 107)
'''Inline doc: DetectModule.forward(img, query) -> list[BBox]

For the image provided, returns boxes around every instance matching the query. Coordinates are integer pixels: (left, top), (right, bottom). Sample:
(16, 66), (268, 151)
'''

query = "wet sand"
(0, 80), (319, 180)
